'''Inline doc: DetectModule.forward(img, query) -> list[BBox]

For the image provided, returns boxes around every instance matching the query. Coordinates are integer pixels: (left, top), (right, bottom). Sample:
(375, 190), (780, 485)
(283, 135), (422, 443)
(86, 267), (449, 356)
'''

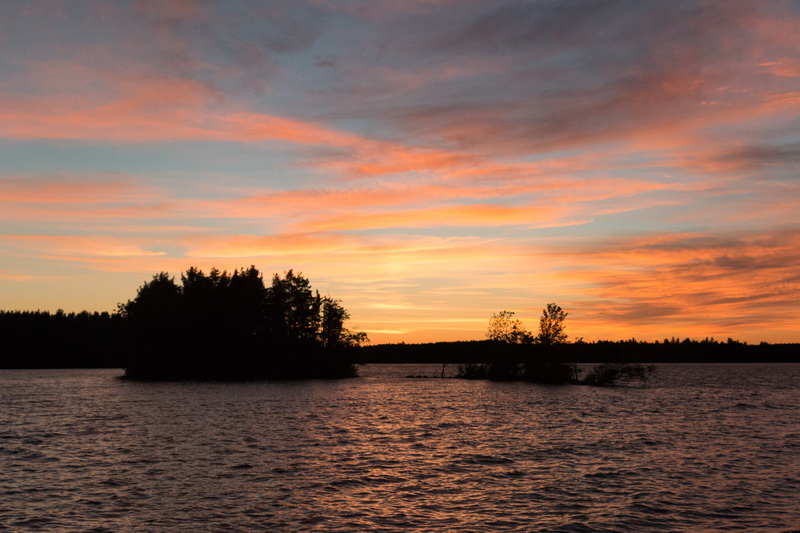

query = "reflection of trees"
(118, 266), (368, 380)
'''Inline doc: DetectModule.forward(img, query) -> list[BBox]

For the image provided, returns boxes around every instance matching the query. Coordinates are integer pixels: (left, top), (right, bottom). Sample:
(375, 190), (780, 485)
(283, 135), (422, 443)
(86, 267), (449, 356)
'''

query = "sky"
(1, 0), (799, 344)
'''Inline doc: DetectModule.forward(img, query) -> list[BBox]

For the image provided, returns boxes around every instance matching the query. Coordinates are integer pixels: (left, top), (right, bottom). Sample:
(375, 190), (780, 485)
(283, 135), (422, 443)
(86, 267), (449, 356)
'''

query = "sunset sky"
(1, 1), (799, 344)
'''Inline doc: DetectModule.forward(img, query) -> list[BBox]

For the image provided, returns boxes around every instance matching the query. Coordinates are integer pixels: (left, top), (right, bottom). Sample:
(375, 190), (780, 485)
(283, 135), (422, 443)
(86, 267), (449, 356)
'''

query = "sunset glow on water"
(2, 365), (799, 531)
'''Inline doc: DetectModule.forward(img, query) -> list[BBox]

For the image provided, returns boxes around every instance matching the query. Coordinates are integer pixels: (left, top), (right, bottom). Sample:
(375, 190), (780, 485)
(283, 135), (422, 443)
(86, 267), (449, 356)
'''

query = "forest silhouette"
(117, 266), (367, 379)
(0, 267), (366, 379)
(1, 267), (798, 378)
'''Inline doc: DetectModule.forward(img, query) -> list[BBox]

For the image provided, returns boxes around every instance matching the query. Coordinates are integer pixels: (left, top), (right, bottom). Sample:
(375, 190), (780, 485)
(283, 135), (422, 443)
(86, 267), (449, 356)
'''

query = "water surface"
(2, 364), (799, 531)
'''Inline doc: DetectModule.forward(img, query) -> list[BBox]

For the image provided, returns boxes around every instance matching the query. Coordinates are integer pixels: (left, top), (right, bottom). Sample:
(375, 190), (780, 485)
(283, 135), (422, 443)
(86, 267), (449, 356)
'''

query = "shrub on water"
(583, 362), (656, 386)
(456, 362), (490, 379)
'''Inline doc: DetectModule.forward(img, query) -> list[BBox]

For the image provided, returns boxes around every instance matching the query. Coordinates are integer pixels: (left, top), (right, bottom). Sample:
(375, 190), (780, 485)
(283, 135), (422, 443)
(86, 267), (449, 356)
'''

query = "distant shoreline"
(357, 340), (800, 365)
(2, 340), (798, 370)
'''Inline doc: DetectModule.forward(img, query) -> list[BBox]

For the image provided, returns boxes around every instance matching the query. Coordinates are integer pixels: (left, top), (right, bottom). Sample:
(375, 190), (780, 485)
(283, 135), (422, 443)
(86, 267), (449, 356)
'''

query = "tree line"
(358, 304), (799, 384)
(2, 285), (797, 379)
(0, 310), (124, 368)
(0, 267), (367, 379)
(464, 304), (797, 384)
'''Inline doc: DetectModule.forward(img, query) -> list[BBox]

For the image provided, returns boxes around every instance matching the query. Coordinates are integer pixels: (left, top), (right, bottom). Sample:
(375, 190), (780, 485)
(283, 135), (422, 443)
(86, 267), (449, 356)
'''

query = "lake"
(2, 364), (799, 531)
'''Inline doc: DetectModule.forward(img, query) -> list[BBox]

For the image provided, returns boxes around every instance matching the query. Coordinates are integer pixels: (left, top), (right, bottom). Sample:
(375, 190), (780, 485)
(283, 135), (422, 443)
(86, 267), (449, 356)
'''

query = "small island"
(357, 307), (800, 385)
(117, 266), (368, 380)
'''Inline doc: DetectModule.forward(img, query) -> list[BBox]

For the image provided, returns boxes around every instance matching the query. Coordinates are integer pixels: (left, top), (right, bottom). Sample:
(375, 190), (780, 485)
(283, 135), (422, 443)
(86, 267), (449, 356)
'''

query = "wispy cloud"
(554, 229), (800, 340)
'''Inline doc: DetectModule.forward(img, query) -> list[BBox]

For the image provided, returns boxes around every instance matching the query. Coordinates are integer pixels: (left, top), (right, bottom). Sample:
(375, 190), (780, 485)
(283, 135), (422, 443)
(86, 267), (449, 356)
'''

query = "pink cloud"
(760, 58), (800, 78)
(0, 177), (159, 205)
(0, 180), (175, 224)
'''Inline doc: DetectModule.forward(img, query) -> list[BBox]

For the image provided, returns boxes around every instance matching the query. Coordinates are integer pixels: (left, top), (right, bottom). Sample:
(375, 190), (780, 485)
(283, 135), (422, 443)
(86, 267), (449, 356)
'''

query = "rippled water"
(2, 364), (800, 531)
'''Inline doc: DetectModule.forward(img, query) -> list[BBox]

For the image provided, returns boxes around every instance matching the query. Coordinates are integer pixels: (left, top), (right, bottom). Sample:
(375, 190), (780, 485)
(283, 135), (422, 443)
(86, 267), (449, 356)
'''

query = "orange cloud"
(214, 173), (676, 228)
(0, 270), (63, 282)
(0, 178), (188, 237)
(296, 204), (560, 232)
(0, 177), (158, 205)
(550, 230), (800, 342)
(179, 232), (499, 263)
(0, 177), (174, 223)
(0, 235), (168, 259)
(181, 232), (360, 259)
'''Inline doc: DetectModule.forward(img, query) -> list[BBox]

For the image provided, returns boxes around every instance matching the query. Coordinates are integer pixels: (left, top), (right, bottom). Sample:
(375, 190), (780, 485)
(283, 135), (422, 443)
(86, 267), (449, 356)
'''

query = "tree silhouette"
(470, 304), (573, 382)
(118, 266), (367, 379)
(266, 269), (321, 345)
(486, 310), (533, 344)
(228, 266), (268, 344)
(117, 271), (183, 342)
(536, 303), (568, 345)
(320, 297), (369, 348)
